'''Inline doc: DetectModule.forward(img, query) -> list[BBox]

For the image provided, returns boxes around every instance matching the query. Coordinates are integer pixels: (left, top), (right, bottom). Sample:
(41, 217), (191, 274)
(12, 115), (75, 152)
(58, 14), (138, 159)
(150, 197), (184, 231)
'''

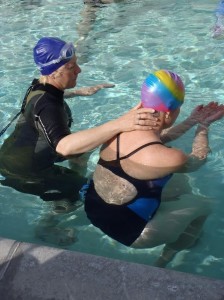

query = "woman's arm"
(180, 124), (210, 172)
(177, 103), (224, 173)
(191, 124), (210, 160)
(161, 102), (224, 143)
(161, 116), (197, 144)
(161, 105), (204, 143)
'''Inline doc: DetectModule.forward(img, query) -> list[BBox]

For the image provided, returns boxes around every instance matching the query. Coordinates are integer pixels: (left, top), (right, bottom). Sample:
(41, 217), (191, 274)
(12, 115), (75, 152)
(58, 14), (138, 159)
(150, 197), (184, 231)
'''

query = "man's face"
(60, 55), (81, 89)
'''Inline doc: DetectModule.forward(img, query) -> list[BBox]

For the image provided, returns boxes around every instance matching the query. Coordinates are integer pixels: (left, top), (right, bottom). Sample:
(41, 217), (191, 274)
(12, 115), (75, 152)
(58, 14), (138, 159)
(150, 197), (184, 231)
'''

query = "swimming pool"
(1, 0), (224, 280)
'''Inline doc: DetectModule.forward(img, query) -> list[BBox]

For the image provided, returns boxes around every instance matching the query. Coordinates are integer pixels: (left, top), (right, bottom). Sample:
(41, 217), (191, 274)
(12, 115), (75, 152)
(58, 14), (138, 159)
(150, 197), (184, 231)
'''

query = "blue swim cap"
(33, 37), (76, 75)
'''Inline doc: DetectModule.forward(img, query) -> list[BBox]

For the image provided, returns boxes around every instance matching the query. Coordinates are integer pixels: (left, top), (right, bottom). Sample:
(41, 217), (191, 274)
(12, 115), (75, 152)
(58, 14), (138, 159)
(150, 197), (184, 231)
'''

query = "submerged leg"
(34, 198), (84, 247)
(35, 166), (87, 246)
(155, 215), (208, 268)
(35, 217), (77, 247)
(132, 193), (212, 267)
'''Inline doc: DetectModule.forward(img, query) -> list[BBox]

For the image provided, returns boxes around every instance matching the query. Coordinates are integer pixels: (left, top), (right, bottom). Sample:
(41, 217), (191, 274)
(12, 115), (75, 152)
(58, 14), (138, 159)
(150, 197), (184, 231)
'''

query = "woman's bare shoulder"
(120, 144), (188, 180)
(133, 144), (188, 172)
(158, 146), (188, 169)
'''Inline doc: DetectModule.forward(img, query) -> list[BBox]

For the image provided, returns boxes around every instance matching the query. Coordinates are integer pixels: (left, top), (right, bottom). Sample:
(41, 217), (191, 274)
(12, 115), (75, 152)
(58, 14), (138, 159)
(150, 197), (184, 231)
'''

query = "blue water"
(1, 0), (224, 280)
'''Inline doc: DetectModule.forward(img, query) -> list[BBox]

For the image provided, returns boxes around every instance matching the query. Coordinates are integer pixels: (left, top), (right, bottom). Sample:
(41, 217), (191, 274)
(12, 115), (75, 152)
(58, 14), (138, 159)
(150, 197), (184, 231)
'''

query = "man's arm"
(64, 83), (115, 98)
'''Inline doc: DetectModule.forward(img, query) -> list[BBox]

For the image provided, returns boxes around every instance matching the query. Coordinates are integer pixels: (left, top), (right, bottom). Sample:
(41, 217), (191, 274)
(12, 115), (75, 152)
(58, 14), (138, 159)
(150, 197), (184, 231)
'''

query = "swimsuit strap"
(116, 134), (163, 160)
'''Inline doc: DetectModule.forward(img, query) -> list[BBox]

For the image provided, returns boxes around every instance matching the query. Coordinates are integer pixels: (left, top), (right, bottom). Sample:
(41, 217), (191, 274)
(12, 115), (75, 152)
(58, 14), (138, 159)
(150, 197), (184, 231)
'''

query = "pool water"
(1, 0), (224, 280)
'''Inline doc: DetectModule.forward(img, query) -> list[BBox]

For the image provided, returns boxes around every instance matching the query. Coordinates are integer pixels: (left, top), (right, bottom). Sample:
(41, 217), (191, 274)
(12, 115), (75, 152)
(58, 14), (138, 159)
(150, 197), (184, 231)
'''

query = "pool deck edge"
(0, 237), (224, 300)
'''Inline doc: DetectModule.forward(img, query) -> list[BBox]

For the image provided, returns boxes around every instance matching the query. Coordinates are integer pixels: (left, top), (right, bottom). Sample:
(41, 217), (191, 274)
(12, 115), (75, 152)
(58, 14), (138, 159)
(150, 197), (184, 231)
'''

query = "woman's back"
(91, 130), (186, 208)
(99, 130), (187, 179)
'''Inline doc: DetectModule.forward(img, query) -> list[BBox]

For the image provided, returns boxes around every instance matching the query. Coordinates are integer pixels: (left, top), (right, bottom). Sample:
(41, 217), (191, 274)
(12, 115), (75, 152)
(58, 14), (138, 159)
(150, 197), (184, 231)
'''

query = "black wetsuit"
(0, 79), (85, 202)
(85, 135), (172, 246)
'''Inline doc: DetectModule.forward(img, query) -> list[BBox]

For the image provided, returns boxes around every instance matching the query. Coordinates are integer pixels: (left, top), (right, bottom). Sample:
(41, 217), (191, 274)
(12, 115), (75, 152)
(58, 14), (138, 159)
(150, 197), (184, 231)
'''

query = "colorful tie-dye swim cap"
(141, 70), (185, 112)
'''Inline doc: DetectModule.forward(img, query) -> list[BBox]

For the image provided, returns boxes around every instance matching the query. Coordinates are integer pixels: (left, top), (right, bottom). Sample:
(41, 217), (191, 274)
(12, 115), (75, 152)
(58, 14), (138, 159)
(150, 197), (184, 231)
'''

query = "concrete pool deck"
(0, 237), (224, 300)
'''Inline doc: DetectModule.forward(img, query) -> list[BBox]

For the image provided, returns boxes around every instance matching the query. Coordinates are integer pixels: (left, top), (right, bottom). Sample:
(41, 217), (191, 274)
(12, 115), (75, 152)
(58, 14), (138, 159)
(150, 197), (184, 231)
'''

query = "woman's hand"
(116, 102), (158, 132)
(189, 102), (224, 163)
(189, 102), (224, 126)
(188, 104), (204, 124)
(199, 102), (224, 126)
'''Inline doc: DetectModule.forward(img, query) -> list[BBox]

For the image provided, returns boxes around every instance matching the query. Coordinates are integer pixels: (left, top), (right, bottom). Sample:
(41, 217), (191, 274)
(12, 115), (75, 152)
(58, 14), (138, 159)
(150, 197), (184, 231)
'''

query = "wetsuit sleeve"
(34, 98), (71, 149)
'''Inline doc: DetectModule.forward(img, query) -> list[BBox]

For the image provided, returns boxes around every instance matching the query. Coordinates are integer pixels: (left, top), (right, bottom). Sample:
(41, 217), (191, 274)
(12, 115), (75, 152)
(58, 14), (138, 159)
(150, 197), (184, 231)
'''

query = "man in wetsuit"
(0, 37), (155, 209)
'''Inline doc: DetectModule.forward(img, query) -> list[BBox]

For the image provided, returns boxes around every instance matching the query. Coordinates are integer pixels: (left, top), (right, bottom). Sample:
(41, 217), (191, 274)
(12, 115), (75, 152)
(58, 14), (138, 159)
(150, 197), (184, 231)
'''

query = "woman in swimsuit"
(85, 70), (224, 266)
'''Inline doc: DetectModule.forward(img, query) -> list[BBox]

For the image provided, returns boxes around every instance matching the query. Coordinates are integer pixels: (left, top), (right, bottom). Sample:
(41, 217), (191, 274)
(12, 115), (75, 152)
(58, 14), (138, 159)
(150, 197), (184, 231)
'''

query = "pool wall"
(0, 237), (224, 300)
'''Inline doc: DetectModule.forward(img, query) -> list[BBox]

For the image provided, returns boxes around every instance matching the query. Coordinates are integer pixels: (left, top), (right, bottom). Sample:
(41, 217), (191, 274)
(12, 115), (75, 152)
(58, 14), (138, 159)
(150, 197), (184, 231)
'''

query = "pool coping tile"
(0, 237), (224, 300)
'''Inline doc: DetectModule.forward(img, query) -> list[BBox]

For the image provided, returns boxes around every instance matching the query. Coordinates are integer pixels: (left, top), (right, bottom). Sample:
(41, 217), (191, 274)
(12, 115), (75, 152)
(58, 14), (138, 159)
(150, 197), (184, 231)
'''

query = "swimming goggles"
(37, 42), (76, 68)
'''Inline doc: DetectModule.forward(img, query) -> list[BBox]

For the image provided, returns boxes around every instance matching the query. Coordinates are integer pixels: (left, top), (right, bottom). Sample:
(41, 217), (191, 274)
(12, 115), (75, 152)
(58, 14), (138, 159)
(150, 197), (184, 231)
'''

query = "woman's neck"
(120, 129), (162, 145)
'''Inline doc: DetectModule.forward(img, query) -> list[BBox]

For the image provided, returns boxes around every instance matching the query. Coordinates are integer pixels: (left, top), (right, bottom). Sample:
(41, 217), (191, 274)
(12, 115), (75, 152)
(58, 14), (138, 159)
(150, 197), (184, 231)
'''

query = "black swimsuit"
(85, 135), (173, 246)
